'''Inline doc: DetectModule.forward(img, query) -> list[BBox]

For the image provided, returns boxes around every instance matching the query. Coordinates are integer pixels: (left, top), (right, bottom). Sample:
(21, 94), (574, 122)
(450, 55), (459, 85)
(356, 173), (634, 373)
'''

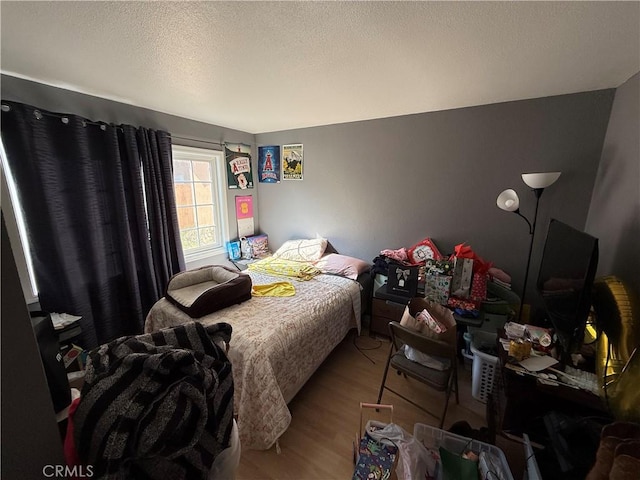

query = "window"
(1, 140), (39, 303)
(172, 145), (229, 263)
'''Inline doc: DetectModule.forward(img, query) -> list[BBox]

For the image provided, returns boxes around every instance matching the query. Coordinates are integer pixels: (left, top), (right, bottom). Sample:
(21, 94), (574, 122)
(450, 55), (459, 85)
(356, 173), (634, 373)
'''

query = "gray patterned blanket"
(74, 322), (234, 480)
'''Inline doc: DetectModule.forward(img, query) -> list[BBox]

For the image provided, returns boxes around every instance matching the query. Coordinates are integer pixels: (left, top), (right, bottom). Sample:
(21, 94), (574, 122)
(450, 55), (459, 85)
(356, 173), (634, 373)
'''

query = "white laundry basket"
(469, 330), (499, 403)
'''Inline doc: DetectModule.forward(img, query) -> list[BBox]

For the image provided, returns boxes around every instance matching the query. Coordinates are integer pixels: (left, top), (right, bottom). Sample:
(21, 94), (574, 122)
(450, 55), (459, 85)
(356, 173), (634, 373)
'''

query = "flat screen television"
(536, 219), (599, 359)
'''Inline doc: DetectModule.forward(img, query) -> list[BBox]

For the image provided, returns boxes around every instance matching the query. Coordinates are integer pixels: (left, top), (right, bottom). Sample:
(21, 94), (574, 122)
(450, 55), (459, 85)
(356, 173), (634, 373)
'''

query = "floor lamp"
(497, 171), (561, 322)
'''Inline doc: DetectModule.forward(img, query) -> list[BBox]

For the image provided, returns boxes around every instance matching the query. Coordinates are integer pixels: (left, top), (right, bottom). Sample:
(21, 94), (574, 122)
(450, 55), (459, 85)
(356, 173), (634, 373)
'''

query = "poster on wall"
(235, 195), (255, 238)
(258, 146), (281, 183)
(225, 143), (254, 189)
(282, 143), (303, 180)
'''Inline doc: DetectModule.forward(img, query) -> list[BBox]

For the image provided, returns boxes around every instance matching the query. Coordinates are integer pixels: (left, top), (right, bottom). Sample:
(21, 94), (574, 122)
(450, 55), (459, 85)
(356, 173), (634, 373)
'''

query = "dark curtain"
(136, 127), (185, 296)
(1, 101), (184, 348)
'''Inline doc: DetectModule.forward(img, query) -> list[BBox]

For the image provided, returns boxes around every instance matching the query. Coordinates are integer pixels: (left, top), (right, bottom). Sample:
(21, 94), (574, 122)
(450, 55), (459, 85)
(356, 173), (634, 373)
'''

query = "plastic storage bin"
(469, 330), (499, 403)
(413, 423), (514, 480)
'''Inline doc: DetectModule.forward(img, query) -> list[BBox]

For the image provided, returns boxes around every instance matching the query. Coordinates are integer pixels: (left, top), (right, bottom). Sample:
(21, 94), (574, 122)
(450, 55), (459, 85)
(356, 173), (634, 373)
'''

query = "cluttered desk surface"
(490, 322), (610, 448)
(496, 323), (606, 410)
(489, 323), (615, 480)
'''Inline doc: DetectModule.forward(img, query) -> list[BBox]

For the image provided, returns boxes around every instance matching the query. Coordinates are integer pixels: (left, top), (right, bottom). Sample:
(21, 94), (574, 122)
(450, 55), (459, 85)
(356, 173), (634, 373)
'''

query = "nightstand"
(370, 285), (410, 337)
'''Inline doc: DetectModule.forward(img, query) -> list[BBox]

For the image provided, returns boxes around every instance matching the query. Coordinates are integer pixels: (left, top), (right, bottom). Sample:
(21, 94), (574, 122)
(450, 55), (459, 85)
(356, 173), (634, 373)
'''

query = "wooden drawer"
(370, 298), (406, 337)
(370, 315), (392, 337)
(372, 298), (406, 320)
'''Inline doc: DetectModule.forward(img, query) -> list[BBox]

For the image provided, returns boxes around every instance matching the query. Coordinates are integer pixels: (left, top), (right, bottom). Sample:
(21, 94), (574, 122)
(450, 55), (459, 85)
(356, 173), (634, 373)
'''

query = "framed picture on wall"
(282, 143), (303, 180)
(258, 146), (281, 183)
(225, 143), (254, 189)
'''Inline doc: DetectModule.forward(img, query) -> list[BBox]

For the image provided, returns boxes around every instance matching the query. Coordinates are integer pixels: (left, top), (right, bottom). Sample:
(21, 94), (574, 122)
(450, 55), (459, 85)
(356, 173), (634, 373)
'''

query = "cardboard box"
(247, 234), (270, 258)
(226, 241), (241, 260)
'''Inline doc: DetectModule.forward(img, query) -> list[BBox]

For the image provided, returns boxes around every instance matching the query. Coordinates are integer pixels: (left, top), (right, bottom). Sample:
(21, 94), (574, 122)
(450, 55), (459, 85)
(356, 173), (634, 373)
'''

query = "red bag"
(470, 272), (488, 301)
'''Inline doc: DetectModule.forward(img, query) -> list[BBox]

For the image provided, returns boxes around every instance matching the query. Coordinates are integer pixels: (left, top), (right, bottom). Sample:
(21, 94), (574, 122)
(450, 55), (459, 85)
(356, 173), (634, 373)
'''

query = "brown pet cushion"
(166, 265), (252, 318)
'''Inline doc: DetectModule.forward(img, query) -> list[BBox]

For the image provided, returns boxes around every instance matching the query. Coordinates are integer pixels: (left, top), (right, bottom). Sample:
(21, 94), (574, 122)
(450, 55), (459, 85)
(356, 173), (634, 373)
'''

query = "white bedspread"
(145, 271), (361, 450)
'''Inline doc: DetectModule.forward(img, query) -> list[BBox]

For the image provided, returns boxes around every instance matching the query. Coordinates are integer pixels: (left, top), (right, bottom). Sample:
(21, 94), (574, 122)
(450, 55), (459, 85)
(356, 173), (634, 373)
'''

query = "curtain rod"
(1, 103), (110, 129)
(170, 135), (225, 147)
(1, 103), (228, 147)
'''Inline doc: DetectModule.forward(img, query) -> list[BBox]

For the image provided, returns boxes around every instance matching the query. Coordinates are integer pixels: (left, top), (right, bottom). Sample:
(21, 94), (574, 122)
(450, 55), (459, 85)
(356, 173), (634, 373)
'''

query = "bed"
(144, 256), (367, 450)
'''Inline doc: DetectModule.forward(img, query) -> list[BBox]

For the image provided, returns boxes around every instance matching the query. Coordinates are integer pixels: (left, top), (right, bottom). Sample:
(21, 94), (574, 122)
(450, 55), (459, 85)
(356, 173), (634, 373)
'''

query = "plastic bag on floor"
(403, 345), (450, 371)
(365, 421), (437, 479)
(208, 420), (241, 480)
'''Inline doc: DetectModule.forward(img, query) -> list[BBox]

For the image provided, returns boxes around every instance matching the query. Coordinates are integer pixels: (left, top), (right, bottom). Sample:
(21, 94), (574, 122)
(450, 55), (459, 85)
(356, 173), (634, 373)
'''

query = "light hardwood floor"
(236, 329), (525, 479)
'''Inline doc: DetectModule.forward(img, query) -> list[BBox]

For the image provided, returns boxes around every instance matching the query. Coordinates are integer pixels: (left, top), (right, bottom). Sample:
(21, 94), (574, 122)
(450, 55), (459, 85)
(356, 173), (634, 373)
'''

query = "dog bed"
(166, 265), (252, 318)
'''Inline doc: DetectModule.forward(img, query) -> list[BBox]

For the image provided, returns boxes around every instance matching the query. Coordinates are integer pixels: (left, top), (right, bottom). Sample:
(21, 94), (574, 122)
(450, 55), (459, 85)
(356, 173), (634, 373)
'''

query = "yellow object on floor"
(251, 281), (296, 297)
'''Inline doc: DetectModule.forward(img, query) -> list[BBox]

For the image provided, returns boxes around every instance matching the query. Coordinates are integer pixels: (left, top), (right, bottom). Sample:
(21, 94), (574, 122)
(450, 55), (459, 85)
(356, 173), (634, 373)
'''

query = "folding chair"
(377, 321), (459, 429)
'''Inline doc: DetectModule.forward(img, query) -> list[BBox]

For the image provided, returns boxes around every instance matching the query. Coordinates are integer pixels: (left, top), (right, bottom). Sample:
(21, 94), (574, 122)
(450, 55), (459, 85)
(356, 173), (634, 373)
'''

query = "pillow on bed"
(314, 253), (370, 280)
(272, 238), (328, 262)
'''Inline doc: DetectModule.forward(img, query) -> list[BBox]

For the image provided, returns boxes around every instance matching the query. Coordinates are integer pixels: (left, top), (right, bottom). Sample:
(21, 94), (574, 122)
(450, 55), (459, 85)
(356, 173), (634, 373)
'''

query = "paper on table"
(518, 353), (558, 372)
(50, 312), (82, 330)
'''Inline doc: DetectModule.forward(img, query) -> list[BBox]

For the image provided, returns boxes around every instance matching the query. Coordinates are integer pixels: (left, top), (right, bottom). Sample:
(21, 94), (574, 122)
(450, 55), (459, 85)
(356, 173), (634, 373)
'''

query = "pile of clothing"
(66, 321), (235, 480)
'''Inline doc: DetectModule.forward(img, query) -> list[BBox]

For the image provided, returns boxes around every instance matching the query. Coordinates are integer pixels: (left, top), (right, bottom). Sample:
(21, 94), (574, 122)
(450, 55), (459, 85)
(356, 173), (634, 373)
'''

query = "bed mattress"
(145, 270), (362, 450)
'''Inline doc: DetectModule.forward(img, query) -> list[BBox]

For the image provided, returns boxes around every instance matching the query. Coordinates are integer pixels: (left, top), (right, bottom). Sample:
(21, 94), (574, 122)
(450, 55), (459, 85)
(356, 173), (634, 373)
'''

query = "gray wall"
(257, 91), (615, 304)
(1, 74), (622, 305)
(585, 72), (640, 294)
(1, 74), (259, 268)
(1, 214), (65, 477)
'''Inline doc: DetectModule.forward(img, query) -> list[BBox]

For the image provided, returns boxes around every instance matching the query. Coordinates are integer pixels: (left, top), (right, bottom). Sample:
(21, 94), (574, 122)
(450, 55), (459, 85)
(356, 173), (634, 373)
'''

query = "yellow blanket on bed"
(248, 256), (321, 281)
(251, 281), (296, 297)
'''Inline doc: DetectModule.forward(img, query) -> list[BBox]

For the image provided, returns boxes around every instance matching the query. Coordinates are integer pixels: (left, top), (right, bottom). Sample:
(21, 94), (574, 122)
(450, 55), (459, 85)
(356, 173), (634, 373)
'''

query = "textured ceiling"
(1, 1), (639, 134)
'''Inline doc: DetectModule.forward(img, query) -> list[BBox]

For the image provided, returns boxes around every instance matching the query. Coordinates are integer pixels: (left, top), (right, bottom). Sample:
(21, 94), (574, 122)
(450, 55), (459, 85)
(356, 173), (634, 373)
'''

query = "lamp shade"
(497, 189), (520, 212)
(521, 172), (561, 189)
